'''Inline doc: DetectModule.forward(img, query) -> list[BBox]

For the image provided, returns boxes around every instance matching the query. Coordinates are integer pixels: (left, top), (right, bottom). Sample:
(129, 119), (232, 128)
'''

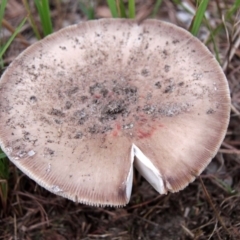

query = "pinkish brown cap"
(0, 19), (230, 206)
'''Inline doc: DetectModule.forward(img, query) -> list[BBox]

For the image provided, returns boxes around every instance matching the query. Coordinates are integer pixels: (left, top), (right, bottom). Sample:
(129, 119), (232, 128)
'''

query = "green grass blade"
(205, 20), (220, 63)
(0, 153), (6, 159)
(173, 1), (194, 15)
(0, 157), (9, 210)
(205, 0), (240, 45)
(226, 0), (240, 20)
(0, 0), (8, 68)
(23, 0), (41, 39)
(128, 0), (135, 19)
(41, 0), (53, 35)
(151, 0), (163, 18)
(172, 0), (181, 4)
(190, 0), (209, 36)
(79, 2), (88, 16)
(119, 0), (127, 18)
(86, 7), (95, 20)
(34, 0), (53, 36)
(0, 180), (8, 210)
(0, 49), (4, 69)
(107, 0), (118, 18)
(34, 0), (45, 29)
(0, 17), (27, 59)
(79, 1), (95, 20)
(0, 0), (7, 31)
(0, 157), (8, 179)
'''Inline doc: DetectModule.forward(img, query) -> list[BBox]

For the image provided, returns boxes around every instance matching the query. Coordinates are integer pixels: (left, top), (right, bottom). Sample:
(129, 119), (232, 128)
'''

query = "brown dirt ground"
(0, 0), (240, 239)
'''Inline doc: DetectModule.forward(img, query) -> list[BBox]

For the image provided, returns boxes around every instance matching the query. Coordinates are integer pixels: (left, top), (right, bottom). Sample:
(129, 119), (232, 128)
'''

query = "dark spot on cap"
(92, 98), (101, 105)
(101, 89), (108, 98)
(73, 109), (88, 125)
(89, 83), (105, 95)
(155, 81), (161, 89)
(143, 105), (155, 115)
(124, 86), (137, 96)
(23, 131), (30, 140)
(81, 96), (88, 103)
(162, 50), (168, 58)
(164, 85), (175, 93)
(49, 108), (65, 117)
(102, 100), (125, 115)
(67, 87), (79, 96)
(164, 65), (170, 72)
(29, 96), (37, 103)
(88, 125), (99, 134)
(65, 101), (72, 110)
(74, 132), (83, 139)
(172, 39), (180, 44)
(102, 126), (113, 133)
(141, 68), (150, 77)
(206, 108), (215, 114)
(59, 46), (67, 50)
(113, 86), (122, 95)
(44, 147), (54, 156)
(55, 119), (61, 124)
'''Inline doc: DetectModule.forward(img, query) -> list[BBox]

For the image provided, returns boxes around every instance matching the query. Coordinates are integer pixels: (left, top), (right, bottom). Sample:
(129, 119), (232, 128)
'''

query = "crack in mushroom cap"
(0, 19), (230, 206)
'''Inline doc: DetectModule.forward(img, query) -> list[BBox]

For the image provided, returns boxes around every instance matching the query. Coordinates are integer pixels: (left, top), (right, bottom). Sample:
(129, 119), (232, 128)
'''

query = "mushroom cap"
(0, 19), (230, 206)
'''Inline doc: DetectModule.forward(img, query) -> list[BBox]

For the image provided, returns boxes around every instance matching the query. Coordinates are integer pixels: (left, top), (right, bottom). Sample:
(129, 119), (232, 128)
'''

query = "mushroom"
(0, 19), (230, 206)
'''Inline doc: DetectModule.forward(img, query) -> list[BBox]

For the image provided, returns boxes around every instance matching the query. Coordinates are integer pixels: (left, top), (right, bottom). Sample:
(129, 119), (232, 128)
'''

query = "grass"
(189, 0), (209, 36)
(0, 156), (8, 211)
(151, 0), (163, 18)
(0, 0), (240, 239)
(107, 0), (118, 18)
(0, 17), (27, 60)
(79, 0), (95, 20)
(118, 0), (127, 18)
(0, 0), (8, 68)
(106, 0), (135, 18)
(128, 0), (135, 19)
(226, 0), (240, 20)
(23, 0), (41, 39)
(33, 0), (53, 37)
